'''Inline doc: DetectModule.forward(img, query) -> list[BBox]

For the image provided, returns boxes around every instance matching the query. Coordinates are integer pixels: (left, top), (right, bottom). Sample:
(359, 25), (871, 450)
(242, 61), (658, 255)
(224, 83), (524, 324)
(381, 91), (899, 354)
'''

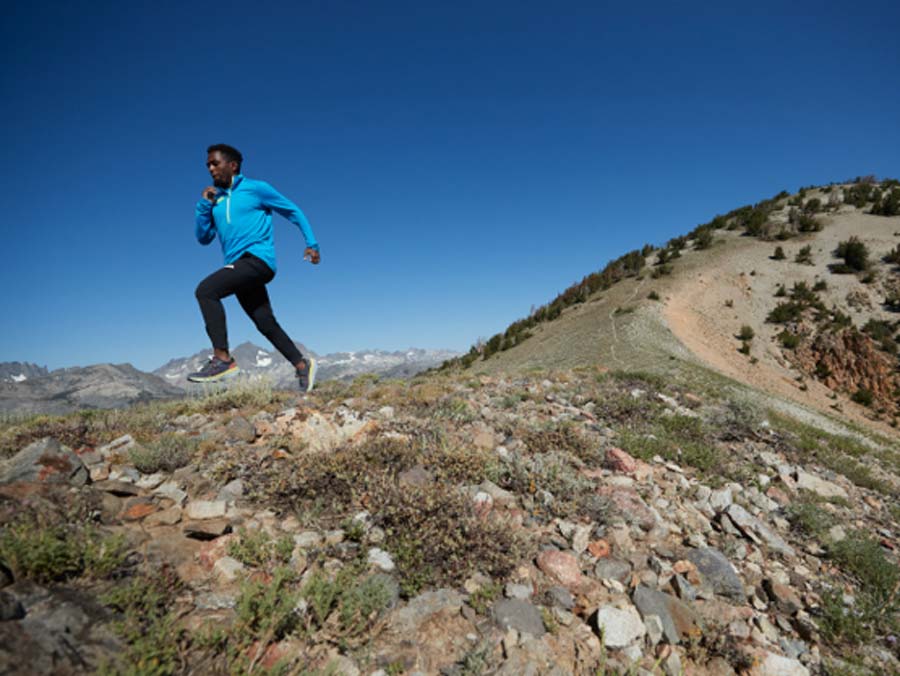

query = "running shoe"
(296, 357), (317, 393)
(187, 356), (240, 383)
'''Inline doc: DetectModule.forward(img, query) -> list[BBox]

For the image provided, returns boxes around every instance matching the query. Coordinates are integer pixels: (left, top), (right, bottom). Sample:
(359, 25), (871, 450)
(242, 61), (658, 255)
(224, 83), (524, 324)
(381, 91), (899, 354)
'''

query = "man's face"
(207, 151), (238, 188)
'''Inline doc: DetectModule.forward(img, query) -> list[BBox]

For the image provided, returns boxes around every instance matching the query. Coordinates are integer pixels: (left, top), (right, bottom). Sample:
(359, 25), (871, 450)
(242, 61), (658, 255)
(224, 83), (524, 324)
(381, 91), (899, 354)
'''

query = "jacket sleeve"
(195, 199), (217, 245)
(256, 181), (319, 251)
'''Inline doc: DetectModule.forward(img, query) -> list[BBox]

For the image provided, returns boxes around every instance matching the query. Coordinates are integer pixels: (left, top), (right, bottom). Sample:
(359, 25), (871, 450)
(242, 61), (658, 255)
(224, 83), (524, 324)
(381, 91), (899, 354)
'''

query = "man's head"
(206, 143), (243, 188)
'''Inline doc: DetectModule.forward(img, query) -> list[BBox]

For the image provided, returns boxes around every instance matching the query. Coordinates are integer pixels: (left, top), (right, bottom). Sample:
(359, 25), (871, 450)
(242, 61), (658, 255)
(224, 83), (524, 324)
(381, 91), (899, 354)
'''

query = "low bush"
(834, 237), (870, 272)
(850, 388), (874, 407)
(778, 330), (801, 349)
(795, 245), (814, 265)
(737, 325), (755, 341)
(129, 433), (198, 473)
(370, 478), (530, 597)
(102, 566), (187, 674)
(772, 246), (786, 260)
(0, 519), (129, 583)
(227, 527), (294, 568)
(768, 301), (805, 324)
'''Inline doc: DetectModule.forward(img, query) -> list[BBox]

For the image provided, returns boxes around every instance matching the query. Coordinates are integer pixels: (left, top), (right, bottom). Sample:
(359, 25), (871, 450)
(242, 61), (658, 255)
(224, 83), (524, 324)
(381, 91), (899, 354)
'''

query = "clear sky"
(2, 1), (899, 372)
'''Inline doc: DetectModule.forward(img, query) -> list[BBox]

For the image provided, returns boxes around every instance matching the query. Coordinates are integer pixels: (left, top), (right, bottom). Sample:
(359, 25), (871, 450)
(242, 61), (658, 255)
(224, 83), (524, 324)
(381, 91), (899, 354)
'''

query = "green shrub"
(813, 279), (828, 292)
(834, 237), (870, 272)
(844, 183), (875, 208)
(778, 330), (801, 349)
(774, 284), (787, 298)
(647, 290), (660, 301)
(850, 388), (874, 407)
(772, 246), (786, 260)
(795, 245), (814, 265)
(786, 498), (835, 536)
(737, 325), (755, 341)
(129, 433), (197, 473)
(871, 187), (900, 216)
(820, 531), (900, 645)
(371, 478), (529, 597)
(301, 565), (392, 637)
(0, 520), (128, 583)
(102, 567), (186, 675)
(227, 527), (294, 569)
(768, 301), (805, 323)
(694, 228), (714, 250)
(738, 341), (751, 355)
(804, 197), (822, 213)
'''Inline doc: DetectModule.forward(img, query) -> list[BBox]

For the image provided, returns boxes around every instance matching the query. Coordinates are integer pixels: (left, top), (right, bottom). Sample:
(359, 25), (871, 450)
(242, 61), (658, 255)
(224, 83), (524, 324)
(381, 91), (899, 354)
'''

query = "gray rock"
(687, 548), (745, 602)
(183, 518), (231, 539)
(294, 531), (323, 548)
(672, 574), (697, 601)
(0, 438), (87, 487)
(546, 586), (574, 610)
(218, 478), (244, 501)
(632, 585), (696, 644)
(594, 558), (632, 584)
(389, 589), (463, 634)
(751, 651), (809, 676)
(367, 548), (395, 572)
(92, 480), (141, 496)
(97, 434), (136, 457)
(593, 605), (645, 648)
(493, 599), (546, 637)
(225, 416), (256, 443)
(135, 473), (165, 490)
(709, 487), (733, 512)
(725, 504), (795, 557)
(185, 500), (227, 520)
(794, 470), (848, 500)
(504, 583), (533, 600)
(153, 481), (187, 505)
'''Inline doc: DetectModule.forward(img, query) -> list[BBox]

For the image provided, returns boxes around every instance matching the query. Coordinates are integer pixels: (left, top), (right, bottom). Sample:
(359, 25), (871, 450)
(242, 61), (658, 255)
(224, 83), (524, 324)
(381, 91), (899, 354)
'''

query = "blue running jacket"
(195, 174), (319, 273)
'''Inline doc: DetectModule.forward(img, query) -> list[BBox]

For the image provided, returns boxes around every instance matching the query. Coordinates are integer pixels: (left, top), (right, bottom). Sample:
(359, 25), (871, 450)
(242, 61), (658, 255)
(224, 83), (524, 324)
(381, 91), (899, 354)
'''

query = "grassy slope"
(469, 197), (900, 444)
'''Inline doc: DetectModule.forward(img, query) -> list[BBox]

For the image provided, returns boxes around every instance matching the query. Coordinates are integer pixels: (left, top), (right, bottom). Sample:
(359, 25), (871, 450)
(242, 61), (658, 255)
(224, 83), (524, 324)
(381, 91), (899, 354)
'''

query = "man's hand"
(202, 186), (217, 202)
(304, 247), (321, 265)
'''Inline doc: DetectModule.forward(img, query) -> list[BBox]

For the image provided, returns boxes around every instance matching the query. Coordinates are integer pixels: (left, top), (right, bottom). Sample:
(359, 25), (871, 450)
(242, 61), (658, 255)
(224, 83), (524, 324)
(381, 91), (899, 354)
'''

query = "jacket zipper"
(226, 190), (232, 224)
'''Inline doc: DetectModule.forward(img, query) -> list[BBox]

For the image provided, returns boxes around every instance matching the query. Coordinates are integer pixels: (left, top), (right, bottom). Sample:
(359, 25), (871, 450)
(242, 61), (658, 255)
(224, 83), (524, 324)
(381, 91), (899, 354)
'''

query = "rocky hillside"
(449, 179), (900, 440)
(0, 370), (897, 674)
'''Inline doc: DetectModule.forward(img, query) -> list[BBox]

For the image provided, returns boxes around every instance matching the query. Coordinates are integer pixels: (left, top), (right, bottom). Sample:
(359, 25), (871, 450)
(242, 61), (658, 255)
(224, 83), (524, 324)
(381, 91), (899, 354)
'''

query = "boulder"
(0, 439), (87, 487)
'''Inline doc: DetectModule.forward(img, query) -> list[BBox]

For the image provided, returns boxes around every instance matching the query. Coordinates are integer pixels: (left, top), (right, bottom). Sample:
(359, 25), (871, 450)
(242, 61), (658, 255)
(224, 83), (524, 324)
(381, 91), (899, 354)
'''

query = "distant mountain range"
(154, 342), (460, 389)
(0, 344), (460, 415)
(0, 363), (184, 416)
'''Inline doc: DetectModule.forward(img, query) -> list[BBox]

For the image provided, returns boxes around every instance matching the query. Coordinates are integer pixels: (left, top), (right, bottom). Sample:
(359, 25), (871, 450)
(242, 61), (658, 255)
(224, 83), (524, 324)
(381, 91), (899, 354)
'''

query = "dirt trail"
(663, 210), (899, 439)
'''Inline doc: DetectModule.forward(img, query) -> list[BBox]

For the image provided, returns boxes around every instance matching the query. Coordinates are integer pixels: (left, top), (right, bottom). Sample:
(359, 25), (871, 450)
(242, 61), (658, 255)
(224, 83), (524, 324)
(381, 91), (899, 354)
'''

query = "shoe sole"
(187, 365), (240, 383)
(303, 358), (317, 393)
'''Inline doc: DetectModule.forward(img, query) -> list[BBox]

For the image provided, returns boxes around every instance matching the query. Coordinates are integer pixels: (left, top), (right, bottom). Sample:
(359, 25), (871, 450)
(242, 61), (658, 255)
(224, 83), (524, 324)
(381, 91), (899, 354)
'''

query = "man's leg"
(235, 283), (305, 367)
(195, 259), (270, 360)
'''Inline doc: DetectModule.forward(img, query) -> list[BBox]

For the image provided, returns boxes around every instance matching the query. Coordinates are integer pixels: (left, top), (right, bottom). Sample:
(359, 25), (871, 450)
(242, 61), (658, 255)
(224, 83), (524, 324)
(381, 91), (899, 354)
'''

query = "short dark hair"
(207, 143), (243, 170)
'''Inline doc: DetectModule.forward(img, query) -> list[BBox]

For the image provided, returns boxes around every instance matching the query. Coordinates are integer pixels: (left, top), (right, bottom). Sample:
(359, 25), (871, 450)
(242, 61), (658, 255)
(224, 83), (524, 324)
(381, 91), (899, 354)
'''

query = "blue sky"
(2, 1), (899, 371)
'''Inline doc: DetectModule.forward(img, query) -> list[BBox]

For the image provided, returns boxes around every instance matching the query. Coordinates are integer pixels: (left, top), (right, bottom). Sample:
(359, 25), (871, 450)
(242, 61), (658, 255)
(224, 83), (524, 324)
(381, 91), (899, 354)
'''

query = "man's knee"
(195, 278), (217, 301)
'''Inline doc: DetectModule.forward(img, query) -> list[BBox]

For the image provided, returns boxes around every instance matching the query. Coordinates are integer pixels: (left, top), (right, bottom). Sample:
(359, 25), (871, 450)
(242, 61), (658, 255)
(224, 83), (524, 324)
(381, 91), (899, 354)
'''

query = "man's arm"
(195, 193), (217, 245)
(256, 181), (319, 252)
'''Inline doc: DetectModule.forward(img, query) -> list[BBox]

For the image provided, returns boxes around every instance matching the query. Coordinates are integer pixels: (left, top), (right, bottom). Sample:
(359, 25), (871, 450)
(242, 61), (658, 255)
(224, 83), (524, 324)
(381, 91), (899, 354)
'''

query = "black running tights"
(195, 253), (303, 366)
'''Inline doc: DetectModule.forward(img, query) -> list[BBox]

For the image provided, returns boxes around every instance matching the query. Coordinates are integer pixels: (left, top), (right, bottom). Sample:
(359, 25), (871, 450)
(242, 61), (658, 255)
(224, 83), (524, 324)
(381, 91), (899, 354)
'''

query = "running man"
(188, 143), (320, 392)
